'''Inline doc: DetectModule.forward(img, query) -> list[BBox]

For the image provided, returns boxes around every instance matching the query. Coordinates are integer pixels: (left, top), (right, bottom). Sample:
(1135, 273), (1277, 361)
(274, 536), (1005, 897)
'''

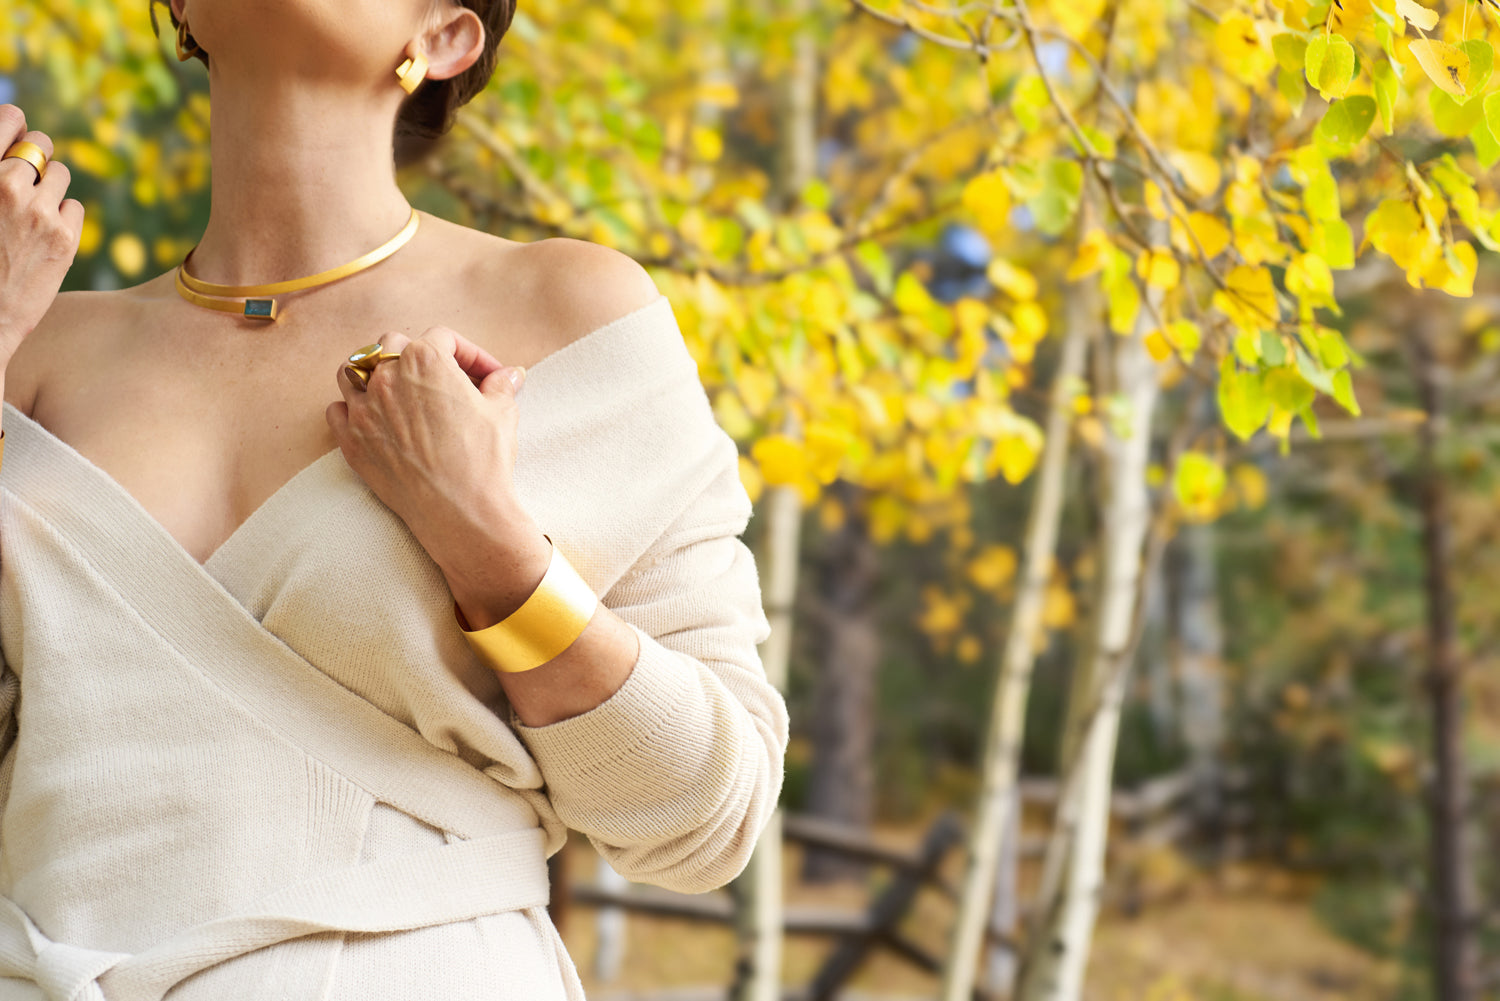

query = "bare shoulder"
(507, 237), (663, 346)
(3, 288), (121, 417)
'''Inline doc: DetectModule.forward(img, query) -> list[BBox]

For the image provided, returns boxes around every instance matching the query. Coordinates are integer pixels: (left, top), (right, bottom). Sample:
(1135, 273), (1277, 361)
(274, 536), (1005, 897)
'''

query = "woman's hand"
(326, 325), (550, 624)
(0, 105), (85, 365)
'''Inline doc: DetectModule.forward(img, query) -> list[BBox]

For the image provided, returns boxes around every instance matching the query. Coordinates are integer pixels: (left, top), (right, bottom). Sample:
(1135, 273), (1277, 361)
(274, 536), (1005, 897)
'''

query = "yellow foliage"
(1232, 463), (1269, 510)
(955, 634), (983, 665)
(109, 233), (146, 277)
(967, 544), (1019, 593)
(962, 170), (1013, 238)
(987, 258), (1038, 301)
(1169, 151), (1223, 199)
(750, 435), (821, 505)
(917, 585), (970, 638)
(1067, 229), (1112, 282)
(1137, 247), (1181, 290)
(1408, 38), (1470, 97)
(1173, 211), (1232, 259)
(1215, 13), (1277, 85)
(1213, 265), (1279, 333)
(738, 455), (765, 505)
(1042, 581), (1077, 629)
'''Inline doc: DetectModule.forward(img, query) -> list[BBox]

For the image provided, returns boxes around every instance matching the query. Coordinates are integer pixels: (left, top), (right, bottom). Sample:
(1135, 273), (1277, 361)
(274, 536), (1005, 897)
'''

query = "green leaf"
(1430, 90), (1485, 138)
(1472, 119), (1500, 170)
(1333, 369), (1362, 415)
(1173, 452), (1228, 509)
(1028, 158), (1084, 237)
(1462, 39), (1494, 93)
(1313, 218), (1356, 269)
(1278, 66), (1307, 114)
(1234, 331), (1261, 366)
(1485, 93), (1500, 149)
(1373, 60), (1399, 133)
(1304, 168), (1340, 221)
(1260, 329), (1288, 366)
(1316, 96), (1377, 155)
(1306, 34), (1356, 99)
(1265, 365), (1317, 413)
(1294, 345), (1336, 395)
(1013, 75), (1050, 134)
(1219, 358), (1271, 440)
(1273, 32), (1309, 73)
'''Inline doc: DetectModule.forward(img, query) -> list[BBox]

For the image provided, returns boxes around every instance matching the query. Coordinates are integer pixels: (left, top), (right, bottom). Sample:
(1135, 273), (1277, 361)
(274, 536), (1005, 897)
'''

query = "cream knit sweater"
(0, 293), (788, 1001)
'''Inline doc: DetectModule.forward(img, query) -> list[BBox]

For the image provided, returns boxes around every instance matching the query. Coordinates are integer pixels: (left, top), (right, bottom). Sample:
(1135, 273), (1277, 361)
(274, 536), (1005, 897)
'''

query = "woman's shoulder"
(471, 229), (665, 352)
(3, 288), (122, 418)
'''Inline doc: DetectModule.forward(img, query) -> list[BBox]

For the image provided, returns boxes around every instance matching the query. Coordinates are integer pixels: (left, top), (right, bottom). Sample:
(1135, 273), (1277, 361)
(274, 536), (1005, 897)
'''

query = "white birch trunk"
(938, 279), (1092, 1001)
(730, 0), (816, 993)
(592, 857), (630, 982)
(1017, 288), (1162, 1001)
(1174, 523), (1223, 833)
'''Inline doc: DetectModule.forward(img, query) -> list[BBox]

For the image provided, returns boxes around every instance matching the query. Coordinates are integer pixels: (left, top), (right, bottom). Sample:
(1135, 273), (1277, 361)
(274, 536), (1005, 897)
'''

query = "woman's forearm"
(442, 513), (641, 728)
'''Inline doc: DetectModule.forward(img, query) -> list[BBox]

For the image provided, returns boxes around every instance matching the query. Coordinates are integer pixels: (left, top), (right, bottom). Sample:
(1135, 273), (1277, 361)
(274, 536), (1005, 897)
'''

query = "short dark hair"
(148, 0), (516, 169)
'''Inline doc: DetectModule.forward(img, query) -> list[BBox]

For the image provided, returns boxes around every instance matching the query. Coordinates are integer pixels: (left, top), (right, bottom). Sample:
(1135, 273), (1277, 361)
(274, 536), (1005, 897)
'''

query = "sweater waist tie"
(0, 825), (549, 1001)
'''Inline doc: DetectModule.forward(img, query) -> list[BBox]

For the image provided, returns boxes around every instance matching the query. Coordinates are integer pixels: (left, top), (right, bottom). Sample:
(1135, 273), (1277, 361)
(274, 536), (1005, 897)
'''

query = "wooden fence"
(563, 765), (1251, 997)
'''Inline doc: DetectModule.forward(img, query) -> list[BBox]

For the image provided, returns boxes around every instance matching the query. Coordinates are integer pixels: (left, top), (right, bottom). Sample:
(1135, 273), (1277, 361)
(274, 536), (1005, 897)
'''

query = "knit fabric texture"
(0, 293), (788, 1000)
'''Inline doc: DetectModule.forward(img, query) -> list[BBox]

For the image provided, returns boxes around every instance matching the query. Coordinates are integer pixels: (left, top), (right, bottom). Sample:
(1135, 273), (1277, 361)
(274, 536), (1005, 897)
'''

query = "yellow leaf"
(1169, 151), (1223, 199)
(750, 435), (820, 504)
(987, 258), (1039, 300)
(966, 544), (1018, 592)
(962, 171), (1013, 238)
(110, 233), (146, 277)
(1042, 582), (1076, 629)
(1137, 247), (1181, 290)
(738, 455), (764, 505)
(1170, 213), (1230, 261)
(696, 80), (740, 108)
(1431, 239), (1477, 297)
(1145, 329), (1175, 362)
(1145, 180), (1169, 220)
(1395, 0), (1439, 31)
(956, 634), (983, 665)
(691, 125), (723, 162)
(990, 429), (1043, 484)
(1409, 38), (1471, 97)
(736, 366), (778, 418)
(1067, 229), (1112, 281)
(818, 496), (845, 533)
(78, 212), (103, 258)
(805, 422), (853, 483)
(894, 271), (940, 316)
(1232, 463), (1268, 509)
(1013, 301), (1049, 343)
(1213, 265), (1279, 332)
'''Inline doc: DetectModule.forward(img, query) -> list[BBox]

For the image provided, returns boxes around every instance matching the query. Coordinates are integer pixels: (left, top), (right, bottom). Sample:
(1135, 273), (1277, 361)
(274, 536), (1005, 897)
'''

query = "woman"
(0, 0), (788, 997)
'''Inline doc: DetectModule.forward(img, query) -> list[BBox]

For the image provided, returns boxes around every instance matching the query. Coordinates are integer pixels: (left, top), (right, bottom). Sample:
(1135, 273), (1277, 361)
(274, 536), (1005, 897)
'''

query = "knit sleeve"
(0, 655), (16, 763)
(506, 427), (788, 895)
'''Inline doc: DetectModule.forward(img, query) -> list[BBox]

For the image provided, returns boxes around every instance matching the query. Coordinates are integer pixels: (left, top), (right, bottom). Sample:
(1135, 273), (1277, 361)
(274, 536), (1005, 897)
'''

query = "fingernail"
(507, 365), (526, 391)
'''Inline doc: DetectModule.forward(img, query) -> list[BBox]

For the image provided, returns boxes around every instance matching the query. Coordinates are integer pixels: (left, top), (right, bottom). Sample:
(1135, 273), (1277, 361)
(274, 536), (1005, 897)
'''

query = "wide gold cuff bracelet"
(454, 533), (599, 674)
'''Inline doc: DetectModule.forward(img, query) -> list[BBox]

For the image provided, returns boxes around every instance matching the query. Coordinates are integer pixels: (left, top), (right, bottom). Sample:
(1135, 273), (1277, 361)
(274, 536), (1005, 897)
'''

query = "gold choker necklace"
(174, 206), (422, 322)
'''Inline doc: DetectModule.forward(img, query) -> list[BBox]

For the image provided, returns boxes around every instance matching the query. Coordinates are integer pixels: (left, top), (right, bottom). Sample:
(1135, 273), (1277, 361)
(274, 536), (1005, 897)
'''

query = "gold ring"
(2, 141), (48, 184)
(345, 342), (403, 392)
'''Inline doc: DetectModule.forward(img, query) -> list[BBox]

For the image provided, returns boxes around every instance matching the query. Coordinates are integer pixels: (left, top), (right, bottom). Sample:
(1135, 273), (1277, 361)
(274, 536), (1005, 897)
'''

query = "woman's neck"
(185, 74), (414, 285)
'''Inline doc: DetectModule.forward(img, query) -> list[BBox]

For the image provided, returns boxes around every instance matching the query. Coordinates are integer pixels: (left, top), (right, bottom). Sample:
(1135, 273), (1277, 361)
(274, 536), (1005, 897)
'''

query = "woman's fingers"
(413, 325), (506, 385)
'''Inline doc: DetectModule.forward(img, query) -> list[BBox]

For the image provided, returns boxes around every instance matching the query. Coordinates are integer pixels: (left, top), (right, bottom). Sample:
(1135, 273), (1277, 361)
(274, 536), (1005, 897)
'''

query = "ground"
(556, 814), (1402, 1001)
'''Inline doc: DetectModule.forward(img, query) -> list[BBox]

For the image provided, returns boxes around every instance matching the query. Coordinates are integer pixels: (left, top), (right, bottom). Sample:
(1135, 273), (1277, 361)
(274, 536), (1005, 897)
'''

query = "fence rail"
(568, 765), (1250, 996)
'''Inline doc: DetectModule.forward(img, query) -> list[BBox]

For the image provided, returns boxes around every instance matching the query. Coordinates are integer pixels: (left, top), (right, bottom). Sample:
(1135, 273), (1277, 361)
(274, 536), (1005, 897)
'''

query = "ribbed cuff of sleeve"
(506, 622), (700, 781)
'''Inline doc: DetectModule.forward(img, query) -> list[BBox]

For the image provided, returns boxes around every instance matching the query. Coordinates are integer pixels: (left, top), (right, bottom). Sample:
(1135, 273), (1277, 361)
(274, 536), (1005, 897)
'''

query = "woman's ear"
(421, 5), (486, 82)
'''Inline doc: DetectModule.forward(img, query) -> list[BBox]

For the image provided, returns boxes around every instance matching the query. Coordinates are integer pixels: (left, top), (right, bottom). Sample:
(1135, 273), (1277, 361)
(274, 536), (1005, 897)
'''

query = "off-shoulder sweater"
(0, 293), (787, 1001)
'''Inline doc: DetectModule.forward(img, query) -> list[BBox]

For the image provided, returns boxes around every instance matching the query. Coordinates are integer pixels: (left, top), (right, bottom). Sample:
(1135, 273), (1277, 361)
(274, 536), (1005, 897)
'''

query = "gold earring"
(395, 52), (429, 94)
(176, 19), (203, 61)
